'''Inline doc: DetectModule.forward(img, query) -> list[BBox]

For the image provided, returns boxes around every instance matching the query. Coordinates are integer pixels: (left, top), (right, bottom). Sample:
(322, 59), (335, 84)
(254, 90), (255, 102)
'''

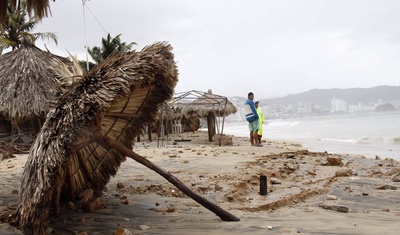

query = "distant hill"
(261, 85), (400, 107)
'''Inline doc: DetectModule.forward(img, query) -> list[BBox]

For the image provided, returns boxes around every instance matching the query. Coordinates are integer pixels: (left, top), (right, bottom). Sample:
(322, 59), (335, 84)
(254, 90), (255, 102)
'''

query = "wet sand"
(1, 131), (400, 234)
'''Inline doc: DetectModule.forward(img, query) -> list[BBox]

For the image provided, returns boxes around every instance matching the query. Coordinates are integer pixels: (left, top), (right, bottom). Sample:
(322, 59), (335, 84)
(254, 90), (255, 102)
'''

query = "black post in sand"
(260, 175), (268, 195)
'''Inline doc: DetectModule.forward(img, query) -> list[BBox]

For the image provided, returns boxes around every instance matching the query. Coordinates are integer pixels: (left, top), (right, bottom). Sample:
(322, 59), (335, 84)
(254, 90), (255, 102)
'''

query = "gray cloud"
(32, 0), (400, 99)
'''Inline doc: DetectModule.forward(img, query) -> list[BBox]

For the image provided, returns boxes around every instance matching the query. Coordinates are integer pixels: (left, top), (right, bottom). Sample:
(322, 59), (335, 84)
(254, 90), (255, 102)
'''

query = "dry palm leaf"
(17, 42), (238, 235)
(1, 0), (50, 25)
(0, 43), (72, 120)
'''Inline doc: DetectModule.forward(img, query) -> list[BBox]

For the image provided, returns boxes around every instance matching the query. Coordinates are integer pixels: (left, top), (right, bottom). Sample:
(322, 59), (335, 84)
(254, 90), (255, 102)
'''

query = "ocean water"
(222, 111), (400, 161)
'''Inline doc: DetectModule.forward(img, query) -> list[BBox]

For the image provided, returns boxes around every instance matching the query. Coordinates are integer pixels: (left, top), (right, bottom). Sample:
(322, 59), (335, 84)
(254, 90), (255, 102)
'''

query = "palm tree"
(87, 33), (136, 64)
(0, 0), (50, 26)
(0, 0), (57, 52)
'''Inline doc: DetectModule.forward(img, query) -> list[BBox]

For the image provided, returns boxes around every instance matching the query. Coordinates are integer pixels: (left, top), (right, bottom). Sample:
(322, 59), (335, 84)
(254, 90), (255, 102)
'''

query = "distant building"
(331, 98), (347, 112)
(348, 104), (359, 113)
(303, 103), (313, 113)
(226, 94), (399, 120)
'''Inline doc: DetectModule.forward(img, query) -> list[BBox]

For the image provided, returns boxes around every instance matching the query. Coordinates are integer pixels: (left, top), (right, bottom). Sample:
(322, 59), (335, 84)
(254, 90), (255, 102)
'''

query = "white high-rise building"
(331, 98), (347, 112)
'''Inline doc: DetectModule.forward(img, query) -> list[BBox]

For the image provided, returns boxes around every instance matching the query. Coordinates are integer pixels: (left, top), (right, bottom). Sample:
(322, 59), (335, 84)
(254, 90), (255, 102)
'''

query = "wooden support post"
(207, 114), (213, 142)
(148, 125), (152, 142)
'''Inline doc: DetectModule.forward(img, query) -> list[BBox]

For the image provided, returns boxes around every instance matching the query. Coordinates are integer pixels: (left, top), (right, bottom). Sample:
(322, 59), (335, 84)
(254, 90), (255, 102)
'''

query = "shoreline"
(1, 131), (400, 234)
(222, 117), (400, 161)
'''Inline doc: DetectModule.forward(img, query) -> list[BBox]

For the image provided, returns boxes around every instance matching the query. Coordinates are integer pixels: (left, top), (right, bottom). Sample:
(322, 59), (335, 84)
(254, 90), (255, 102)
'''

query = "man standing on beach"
(244, 92), (262, 147)
(255, 101), (265, 144)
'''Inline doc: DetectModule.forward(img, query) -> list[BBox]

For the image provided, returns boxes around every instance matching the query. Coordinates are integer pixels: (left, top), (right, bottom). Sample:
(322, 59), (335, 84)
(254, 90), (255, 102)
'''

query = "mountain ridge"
(231, 85), (400, 107)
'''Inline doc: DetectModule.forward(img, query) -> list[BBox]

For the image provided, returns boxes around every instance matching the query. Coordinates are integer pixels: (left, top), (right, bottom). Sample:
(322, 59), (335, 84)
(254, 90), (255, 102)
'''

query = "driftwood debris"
(174, 139), (192, 142)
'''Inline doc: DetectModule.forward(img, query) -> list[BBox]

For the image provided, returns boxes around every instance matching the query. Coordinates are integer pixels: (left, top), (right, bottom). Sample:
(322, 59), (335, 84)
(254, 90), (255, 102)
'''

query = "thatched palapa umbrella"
(179, 90), (237, 144)
(182, 90), (237, 118)
(17, 42), (238, 234)
(0, 38), (73, 135)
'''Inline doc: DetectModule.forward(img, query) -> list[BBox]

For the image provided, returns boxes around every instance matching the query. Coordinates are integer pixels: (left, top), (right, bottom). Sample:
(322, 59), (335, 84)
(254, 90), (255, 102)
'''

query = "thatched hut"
(0, 39), (73, 139)
(177, 90), (237, 144)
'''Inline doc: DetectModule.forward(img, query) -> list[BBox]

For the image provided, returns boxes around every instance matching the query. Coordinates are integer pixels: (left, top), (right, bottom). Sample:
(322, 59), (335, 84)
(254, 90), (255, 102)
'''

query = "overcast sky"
(32, 0), (400, 99)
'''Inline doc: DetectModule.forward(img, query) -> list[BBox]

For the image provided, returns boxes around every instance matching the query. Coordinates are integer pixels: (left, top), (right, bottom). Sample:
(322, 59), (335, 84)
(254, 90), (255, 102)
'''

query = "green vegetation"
(375, 103), (395, 112)
(0, 0), (57, 53)
(87, 33), (136, 64)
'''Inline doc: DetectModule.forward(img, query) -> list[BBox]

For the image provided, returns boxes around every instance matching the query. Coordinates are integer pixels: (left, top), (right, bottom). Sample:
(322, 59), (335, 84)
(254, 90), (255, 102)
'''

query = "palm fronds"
(17, 42), (179, 234)
(0, 42), (71, 120)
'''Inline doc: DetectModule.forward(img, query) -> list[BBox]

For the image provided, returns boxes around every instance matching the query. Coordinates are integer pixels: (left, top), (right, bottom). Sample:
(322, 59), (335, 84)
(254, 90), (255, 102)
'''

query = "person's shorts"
(248, 119), (259, 132)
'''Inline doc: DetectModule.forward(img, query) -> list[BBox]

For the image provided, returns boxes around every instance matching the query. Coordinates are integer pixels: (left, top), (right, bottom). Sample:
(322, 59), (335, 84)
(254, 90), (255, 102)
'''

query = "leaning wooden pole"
(219, 98), (228, 146)
(96, 135), (240, 222)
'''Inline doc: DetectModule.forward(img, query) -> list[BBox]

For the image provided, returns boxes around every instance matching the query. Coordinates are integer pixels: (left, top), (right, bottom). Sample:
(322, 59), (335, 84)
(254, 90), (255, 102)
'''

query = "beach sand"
(1, 131), (400, 234)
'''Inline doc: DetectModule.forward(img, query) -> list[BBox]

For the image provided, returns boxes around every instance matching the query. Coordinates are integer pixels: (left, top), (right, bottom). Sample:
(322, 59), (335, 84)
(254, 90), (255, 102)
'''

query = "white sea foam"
(268, 120), (301, 127)
(320, 138), (359, 143)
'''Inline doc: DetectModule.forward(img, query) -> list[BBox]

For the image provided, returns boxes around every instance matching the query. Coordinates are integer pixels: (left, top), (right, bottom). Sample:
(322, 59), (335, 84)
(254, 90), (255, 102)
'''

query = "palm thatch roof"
(0, 41), (73, 121)
(17, 42), (179, 234)
(176, 90), (237, 118)
(1, 0), (50, 25)
(170, 90), (237, 145)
